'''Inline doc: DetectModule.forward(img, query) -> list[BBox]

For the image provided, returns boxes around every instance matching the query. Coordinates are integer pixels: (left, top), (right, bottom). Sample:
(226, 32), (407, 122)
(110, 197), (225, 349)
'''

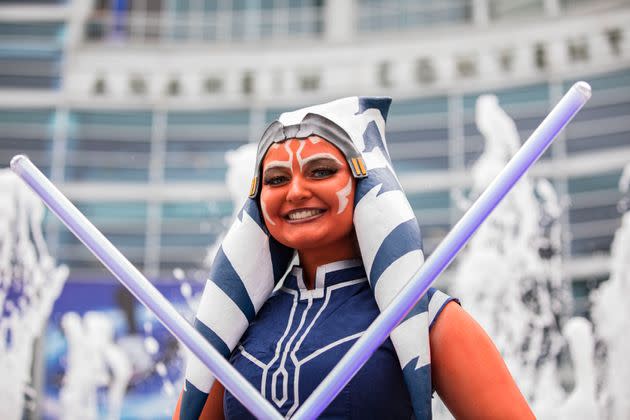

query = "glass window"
(165, 110), (249, 182)
(569, 204), (621, 224)
(89, 0), (323, 43)
(419, 222), (451, 256)
(0, 109), (55, 176)
(160, 201), (232, 272)
(408, 190), (451, 209)
(489, 0), (543, 20)
(358, 0), (471, 33)
(393, 156), (449, 172)
(57, 201), (148, 268)
(66, 111), (153, 182)
(567, 132), (630, 154)
(568, 171), (622, 194)
(265, 108), (285, 123)
(563, 71), (630, 155)
(564, 69), (630, 92)
(571, 234), (616, 256)
(0, 22), (65, 89)
(464, 83), (549, 110)
(570, 275), (607, 317)
(387, 97), (449, 172)
(75, 202), (149, 220)
(390, 96), (448, 117)
(162, 201), (232, 219)
(409, 190), (453, 256)
(388, 130), (449, 172)
(571, 102), (630, 121)
(388, 127), (448, 143)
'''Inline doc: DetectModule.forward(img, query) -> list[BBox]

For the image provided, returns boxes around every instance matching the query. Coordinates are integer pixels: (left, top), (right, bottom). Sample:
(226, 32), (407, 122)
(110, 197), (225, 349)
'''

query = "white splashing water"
(60, 311), (132, 420)
(433, 95), (571, 418)
(590, 163), (630, 419)
(556, 317), (599, 419)
(0, 169), (69, 419)
(204, 143), (258, 267)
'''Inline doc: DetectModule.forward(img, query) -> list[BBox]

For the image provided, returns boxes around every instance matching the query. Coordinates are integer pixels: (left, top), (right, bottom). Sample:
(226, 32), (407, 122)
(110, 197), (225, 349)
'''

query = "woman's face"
(260, 136), (356, 251)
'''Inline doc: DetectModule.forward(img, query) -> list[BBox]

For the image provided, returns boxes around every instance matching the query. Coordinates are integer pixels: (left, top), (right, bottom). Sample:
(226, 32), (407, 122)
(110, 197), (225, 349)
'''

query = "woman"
(174, 97), (534, 419)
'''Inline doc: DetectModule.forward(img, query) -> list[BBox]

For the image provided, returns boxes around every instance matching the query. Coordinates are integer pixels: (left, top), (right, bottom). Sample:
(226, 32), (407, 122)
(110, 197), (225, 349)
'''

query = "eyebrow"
(263, 160), (293, 173)
(300, 153), (343, 168)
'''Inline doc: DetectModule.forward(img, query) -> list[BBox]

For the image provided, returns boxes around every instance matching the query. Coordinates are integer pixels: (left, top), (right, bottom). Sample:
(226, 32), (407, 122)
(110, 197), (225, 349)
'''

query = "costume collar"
(283, 259), (366, 300)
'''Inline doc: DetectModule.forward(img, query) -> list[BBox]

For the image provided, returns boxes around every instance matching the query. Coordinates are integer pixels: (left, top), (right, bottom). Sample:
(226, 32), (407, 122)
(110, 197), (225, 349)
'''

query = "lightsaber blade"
(292, 81), (592, 420)
(9, 155), (283, 420)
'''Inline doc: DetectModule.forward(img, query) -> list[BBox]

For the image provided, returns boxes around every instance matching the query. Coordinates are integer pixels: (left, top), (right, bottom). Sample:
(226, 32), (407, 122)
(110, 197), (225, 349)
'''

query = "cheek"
(260, 189), (283, 222)
(334, 176), (354, 214)
(316, 172), (354, 215)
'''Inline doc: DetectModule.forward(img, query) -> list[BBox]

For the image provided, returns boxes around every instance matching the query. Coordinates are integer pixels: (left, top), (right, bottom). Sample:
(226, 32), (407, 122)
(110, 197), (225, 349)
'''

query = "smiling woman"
(260, 137), (359, 288)
(173, 97), (534, 420)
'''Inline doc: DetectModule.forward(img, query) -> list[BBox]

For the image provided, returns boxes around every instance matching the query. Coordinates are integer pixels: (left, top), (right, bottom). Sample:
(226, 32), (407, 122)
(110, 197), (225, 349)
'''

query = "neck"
(298, 234), (361, 289)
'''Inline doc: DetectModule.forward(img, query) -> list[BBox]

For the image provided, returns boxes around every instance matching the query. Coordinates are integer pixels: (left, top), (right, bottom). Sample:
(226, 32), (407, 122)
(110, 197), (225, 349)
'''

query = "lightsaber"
(9, 156), (284, 420)
(292, 81), (592, 420)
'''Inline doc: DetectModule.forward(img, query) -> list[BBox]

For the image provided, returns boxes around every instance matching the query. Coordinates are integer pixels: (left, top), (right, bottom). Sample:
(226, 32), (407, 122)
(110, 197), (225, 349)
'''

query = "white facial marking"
(336, 177), (352, 214)
(308, 136), (321, 144)
(300, 153), (343, 168)
(271, 144), (280, 150)
(260, 201), (276, 226)
(264, 160), (292, 171)
(264, 140), (295, 174)
(295, 141), (307, 170)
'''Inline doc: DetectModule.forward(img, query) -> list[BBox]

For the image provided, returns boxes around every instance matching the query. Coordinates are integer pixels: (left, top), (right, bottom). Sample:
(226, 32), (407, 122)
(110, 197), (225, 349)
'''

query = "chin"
(283, 235), (329, 251)
(291, 232), (355, 253)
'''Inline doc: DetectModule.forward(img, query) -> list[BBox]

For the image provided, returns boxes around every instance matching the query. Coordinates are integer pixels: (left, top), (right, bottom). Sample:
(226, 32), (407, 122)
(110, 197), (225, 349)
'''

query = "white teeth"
(287, 209), (323, 221)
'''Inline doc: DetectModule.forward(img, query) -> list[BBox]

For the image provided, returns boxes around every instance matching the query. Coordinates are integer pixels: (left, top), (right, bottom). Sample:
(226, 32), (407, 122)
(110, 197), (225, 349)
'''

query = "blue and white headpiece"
(182, 97), (436, 419)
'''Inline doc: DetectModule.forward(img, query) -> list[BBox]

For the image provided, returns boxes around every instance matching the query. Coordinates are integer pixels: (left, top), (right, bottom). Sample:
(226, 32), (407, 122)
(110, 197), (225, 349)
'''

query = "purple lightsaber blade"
(292, 81), (592, 420)
(9, 155), (283, 420)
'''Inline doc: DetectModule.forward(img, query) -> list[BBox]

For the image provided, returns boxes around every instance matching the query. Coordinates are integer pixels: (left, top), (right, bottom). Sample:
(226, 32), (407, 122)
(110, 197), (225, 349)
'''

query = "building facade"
(1, 0), (629, 314)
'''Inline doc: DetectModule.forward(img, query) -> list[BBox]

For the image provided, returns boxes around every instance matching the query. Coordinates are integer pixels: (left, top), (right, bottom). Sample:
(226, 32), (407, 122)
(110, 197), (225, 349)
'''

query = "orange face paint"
(260, 136), (356, 252)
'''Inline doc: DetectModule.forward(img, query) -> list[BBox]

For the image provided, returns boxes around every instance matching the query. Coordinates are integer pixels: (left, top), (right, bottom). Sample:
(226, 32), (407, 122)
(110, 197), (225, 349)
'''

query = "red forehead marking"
(263, 137), (343, 169)
(297, 138), (338, 160)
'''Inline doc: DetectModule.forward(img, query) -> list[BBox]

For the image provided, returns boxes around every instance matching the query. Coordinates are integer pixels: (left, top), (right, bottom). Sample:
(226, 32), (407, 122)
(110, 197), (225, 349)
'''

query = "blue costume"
(224, 260), (456, 419)
(181, 97), (453, 419)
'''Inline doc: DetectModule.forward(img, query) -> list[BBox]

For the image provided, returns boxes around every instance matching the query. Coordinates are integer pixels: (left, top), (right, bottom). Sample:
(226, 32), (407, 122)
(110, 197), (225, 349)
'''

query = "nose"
(286, 175), (312, 203)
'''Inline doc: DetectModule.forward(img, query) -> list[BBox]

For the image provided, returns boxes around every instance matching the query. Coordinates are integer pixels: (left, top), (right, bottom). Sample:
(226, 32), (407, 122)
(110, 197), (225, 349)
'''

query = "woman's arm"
(172, 381), (226, 420)
(430, 301), (535, 420)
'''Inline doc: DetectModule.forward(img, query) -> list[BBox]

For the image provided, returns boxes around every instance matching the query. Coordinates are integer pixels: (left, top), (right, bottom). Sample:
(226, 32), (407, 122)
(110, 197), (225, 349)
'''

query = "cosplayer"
(174, 97), (534, 419)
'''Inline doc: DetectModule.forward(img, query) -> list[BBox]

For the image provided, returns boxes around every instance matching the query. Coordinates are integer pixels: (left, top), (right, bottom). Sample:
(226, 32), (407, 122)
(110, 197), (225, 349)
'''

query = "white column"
(144, 109), (167, 278)
(323, 0), (355, 42)
(448, 94), (465, 241)
(66, 0), (94, 49)
(544, 0), (561, 17)
(45, 108), (70, 263)
(472, 0), (489, 26)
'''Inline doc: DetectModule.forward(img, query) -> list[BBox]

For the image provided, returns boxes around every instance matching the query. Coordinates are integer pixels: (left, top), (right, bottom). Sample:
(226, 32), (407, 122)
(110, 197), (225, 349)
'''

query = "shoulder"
(427, 287), (459, 330)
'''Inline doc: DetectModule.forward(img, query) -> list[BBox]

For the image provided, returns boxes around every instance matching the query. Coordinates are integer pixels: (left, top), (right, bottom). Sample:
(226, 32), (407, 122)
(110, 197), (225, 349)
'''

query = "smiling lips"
(284, 208), (326, 222)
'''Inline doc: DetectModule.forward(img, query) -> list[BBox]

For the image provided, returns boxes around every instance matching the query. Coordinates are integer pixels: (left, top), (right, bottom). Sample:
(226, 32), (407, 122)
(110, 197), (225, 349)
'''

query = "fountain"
(0, 169), (69, 419)
(59, 311), (132, 420)
(557, 317), (599, 419)
(590, 164), (630, 419)
(435, 95), (571, 417)
(59, 311), (97, 419)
